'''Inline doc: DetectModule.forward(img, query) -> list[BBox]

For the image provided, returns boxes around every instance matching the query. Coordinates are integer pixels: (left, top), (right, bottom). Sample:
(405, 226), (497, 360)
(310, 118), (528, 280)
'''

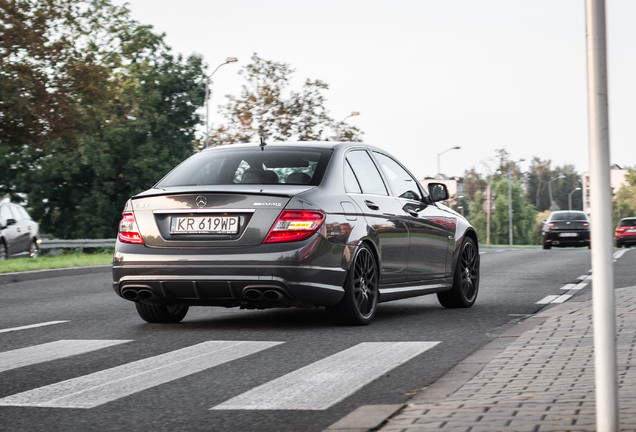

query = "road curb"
(0, 265), (112, 285)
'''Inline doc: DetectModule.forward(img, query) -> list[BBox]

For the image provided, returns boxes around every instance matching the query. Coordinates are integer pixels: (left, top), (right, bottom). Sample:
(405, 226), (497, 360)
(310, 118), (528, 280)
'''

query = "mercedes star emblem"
(195, 196), (207, 208)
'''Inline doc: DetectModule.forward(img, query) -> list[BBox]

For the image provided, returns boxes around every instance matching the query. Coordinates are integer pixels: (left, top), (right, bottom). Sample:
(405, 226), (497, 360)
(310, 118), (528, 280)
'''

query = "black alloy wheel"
(328, 244), (379, 325)
(0, 242), (6, 260)
(135, 302), (189, 323)
(437, 237), (480, 308)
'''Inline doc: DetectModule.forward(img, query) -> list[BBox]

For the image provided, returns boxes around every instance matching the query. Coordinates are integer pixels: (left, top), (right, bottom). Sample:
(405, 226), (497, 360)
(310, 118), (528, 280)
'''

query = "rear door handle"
(364, 200), (380, 210)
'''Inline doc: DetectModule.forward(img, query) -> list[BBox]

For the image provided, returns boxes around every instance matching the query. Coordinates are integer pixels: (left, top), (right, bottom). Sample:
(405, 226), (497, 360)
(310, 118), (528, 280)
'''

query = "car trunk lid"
(130, 189), (299, 248)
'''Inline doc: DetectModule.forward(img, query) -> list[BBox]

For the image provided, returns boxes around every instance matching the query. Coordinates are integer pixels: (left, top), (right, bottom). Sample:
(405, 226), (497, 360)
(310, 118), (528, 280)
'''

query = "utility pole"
(586, 1), (618, 430)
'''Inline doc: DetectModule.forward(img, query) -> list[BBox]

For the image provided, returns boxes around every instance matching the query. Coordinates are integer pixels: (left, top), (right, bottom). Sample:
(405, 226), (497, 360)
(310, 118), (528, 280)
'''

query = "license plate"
(559, 232), (578, 237)
(170, 216), (239, 234)
(628, 229), (636, 233)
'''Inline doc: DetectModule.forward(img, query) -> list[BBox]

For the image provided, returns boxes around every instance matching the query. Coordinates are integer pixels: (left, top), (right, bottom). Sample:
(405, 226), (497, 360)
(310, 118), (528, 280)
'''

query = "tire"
(438, 237), (480, 308)
(543, 241), (551, 250)
(327, 244), (379, 326)
(29, 239), (40, 258)
(135, 302), (189, 323)
(0, 242), (7, 260)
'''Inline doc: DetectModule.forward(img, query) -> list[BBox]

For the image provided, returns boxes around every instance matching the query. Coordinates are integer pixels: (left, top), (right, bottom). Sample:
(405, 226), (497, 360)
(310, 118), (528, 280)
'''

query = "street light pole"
(335, 111), (360, 140)
(568, 187), (582, 210)
(548, 175), (566, 211)
(437, 146), (461, 176)
(205, 57), (238, 148)
(507, 159), (524, 246)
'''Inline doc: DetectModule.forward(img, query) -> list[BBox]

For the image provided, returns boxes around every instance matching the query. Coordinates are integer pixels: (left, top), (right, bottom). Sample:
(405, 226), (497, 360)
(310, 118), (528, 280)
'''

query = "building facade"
(582, 165), (628, 215)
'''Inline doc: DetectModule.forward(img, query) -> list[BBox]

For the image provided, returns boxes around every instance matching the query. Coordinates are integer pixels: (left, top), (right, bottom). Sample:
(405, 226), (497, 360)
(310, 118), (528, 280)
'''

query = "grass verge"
(0, 250), (113, 274)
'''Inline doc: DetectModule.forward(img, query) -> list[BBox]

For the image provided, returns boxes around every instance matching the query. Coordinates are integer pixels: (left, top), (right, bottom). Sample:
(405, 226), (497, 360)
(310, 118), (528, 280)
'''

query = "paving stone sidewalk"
(378, 287), (636, 432)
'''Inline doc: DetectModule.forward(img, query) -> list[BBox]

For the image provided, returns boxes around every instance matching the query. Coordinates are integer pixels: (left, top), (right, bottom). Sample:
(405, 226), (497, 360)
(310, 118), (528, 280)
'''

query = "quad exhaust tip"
(243, 288), (285, 302)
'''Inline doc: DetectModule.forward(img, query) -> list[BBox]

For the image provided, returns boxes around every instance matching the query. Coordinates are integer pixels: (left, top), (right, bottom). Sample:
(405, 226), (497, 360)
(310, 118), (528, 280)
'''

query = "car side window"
(14, 205), (30, 221)
(1, 205), (14, 226)
(344, 160), (362, 193)
(345, 150), (387, 195)
(372, 152), (422, 200)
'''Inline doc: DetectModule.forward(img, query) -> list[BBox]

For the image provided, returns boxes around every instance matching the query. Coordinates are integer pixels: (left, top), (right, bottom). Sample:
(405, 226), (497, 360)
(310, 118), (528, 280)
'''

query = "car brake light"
(583, 222), (589, 227)
(118, 211), (144, 244)
(263, 210), (325, 244)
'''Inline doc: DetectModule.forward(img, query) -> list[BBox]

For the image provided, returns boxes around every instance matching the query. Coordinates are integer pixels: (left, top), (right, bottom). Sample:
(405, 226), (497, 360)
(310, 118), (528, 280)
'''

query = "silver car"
(0, 202), (40, 260)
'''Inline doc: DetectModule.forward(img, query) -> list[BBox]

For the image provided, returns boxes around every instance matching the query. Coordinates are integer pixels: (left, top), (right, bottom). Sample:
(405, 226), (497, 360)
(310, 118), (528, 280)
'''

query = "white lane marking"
(614, 249), (630, 261)
(211, 341), (439, 411)
(551, 294), (572, 304)
(537, 295), (560, 305)
(560, 281), (589, 291)
(539, 274), (591, 304)
(0, 340), (131, 373)
(0, 341), (282, 409)
(0, 321), (69, 334)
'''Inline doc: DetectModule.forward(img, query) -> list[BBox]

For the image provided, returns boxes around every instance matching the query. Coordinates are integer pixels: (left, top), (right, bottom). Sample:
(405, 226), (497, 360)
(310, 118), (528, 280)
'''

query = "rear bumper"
(543, 232), (590, 247)
(112, 240), (347, 309)
(616, 234), (636, 246)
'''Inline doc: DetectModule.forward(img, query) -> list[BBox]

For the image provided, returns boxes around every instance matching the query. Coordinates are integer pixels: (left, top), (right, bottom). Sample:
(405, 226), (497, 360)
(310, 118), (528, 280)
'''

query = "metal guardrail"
(40, 239), (116, 249)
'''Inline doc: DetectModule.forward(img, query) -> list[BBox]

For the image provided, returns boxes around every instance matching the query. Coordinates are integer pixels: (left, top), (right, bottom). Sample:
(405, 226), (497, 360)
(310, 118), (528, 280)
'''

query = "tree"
(209, 53), (363, 145)
(466, 151), (537, 245)
(525, 158), (581, 212)
(526, 158), (554, 211)
(614, 167), (636, 225)
(1, 0), (206, 238)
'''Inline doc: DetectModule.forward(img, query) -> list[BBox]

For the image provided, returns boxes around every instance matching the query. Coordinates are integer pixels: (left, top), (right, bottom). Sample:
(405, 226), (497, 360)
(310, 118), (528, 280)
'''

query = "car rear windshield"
(156, 147), (332, 187)
(550, 212), (588, 221)
(619, 219), (636, 227)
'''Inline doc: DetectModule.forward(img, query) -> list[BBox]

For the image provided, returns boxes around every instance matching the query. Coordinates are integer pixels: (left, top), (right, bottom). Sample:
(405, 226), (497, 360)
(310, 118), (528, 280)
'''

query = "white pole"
(508, 171), (513, 246)
(205, 78), (210, 148)
(586, 1), (618, 430)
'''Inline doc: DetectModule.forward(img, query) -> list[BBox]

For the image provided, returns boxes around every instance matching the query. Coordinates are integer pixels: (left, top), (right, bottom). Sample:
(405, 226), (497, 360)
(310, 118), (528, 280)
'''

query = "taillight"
(118, 211), (144, 244)
(263, 210), (325, 244)
(583, 222), (589, 227)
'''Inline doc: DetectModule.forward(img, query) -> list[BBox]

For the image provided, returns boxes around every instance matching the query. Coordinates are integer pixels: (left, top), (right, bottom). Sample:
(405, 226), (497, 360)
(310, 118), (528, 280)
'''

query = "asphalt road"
(1, 246), (633, 432)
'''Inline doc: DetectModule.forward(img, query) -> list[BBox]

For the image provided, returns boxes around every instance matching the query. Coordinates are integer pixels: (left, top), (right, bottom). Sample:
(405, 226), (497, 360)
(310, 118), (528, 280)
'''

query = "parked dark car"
(113, 142), (480, 325)
(0, 202), (40, 260)
(542, 210), (590, 249)
(616, 217), (636, 248)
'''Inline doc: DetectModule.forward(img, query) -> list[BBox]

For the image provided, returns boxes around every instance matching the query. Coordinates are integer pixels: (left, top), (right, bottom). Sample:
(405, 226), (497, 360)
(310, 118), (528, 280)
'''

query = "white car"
(0, 202), (40, 260)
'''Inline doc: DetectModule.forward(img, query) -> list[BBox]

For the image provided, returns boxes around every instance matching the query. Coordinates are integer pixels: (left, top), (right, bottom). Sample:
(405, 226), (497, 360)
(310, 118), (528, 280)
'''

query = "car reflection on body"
(112, 142), (480, 325)
(616, 217), (636, 248)
(542, 210), (591, 250)
(0, 202), (40, 260)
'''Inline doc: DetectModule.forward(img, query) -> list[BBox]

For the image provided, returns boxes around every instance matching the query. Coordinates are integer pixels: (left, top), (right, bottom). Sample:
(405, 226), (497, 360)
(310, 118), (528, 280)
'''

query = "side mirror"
(5, 218), (16, 227)
(427, 183), (449, 203)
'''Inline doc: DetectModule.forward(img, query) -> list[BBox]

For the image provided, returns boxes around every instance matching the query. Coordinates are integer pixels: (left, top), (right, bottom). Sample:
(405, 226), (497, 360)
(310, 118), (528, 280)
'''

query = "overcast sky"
(114, 0), (635, 180)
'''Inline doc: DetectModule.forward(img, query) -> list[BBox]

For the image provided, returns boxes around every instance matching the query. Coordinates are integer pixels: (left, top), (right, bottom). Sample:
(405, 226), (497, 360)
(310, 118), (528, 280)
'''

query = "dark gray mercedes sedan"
(113, 142), (479, 325)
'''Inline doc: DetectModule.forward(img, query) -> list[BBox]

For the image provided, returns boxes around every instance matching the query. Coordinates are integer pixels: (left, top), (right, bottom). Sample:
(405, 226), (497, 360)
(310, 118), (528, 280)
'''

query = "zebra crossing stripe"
(0, 321), (69, 334)
(0, 340), (131, 373)
(211, 341), (439, 411)
(0, 340), (282, 409)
